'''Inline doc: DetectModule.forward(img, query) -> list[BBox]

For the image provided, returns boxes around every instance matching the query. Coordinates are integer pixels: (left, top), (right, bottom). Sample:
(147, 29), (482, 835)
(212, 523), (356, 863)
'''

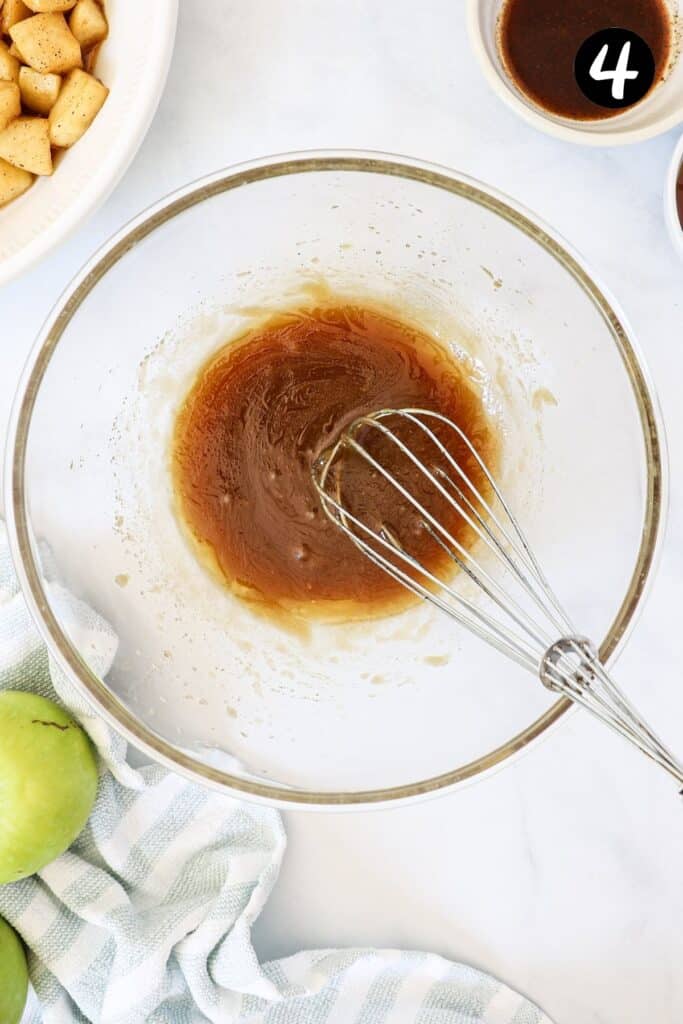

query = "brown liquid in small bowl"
(498, 0), (672, 121)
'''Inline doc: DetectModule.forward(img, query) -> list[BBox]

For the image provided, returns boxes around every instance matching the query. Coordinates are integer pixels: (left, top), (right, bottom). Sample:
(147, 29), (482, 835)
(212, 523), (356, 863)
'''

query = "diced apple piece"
(0, 80), (20, 131)
(19, 65), (60, 113)
(25, 0), (76, 11)
(0, 115), (52, 174)
(10, 12), (81, 74)
(48, 67), (105, 147)
(0, 41), (20, 83)
(83, 37), (100, 72)
(0, 155), (33, 204)
(68, 0), (106, 49)
(0, 0), (30, 35)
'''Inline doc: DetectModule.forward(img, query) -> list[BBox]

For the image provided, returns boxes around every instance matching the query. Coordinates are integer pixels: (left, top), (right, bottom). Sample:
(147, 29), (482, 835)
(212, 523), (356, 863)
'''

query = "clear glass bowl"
(5, 152), (667, 808)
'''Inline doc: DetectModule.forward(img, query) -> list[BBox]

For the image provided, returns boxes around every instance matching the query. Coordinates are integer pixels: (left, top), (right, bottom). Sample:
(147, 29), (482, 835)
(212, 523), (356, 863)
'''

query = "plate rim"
(0, 0), (179, 287)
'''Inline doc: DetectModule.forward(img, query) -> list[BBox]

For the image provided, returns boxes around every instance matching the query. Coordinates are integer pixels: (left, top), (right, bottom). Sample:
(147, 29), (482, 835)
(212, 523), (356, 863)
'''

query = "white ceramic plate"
(0, 0), (178, 286)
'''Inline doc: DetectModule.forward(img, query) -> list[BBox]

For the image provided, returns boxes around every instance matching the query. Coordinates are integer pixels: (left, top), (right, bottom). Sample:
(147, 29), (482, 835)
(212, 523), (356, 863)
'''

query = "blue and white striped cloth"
(0, 524), (552, 1024)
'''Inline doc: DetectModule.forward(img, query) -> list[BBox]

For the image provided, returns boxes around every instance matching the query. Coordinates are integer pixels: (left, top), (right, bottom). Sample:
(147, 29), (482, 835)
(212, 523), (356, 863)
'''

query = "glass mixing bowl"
(5, 152), (667, 808)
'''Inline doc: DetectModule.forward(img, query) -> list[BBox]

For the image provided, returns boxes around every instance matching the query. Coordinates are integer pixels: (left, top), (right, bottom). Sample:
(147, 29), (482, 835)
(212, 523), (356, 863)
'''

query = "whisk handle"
(540, 637), (683, 790)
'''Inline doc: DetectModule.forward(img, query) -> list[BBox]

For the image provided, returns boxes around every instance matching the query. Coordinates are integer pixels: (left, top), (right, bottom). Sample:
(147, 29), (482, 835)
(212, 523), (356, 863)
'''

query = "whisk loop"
(312, 408), (683, 790)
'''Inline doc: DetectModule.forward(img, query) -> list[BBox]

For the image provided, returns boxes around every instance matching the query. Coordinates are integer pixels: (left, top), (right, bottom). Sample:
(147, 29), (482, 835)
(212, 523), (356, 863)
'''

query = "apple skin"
(0, 691), (98, 884)
(0, 916), (29, 1024)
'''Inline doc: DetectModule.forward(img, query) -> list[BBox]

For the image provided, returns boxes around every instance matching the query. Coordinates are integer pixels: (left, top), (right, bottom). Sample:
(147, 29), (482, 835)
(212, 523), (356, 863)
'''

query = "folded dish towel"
(0, 523), (553, 1024)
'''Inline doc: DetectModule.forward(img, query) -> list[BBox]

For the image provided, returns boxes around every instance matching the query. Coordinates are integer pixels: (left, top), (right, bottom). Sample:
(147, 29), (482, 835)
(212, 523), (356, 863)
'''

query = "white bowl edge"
(665, 132), (683, 258)
(0, 0), (179, 287)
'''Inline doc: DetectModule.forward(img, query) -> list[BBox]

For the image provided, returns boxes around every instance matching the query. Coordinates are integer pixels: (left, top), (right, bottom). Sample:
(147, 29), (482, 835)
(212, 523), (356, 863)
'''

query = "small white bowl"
(665, 131), (683, 258)
(0, 0), (178, 287)
(467, 0), (683, 146)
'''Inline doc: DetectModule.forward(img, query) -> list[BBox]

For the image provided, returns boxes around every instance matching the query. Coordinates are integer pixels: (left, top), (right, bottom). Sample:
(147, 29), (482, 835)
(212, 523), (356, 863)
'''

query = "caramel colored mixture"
(499, 0), (671, 120)
(172, 304), (498, 619)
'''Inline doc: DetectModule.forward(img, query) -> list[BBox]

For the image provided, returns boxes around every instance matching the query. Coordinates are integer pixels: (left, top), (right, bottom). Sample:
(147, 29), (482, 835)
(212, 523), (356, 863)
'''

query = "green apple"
(0, 916), (28, 1024)
(0, 691), (98, 884)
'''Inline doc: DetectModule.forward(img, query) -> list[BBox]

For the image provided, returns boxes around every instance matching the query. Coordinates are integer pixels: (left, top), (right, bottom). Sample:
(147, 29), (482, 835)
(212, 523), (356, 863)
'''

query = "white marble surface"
(2, 3), (683, 1023)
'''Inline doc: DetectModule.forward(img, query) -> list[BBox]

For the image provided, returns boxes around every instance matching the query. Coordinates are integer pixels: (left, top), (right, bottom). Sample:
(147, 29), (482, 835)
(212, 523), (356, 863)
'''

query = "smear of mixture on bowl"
(172, 303), (498, 620)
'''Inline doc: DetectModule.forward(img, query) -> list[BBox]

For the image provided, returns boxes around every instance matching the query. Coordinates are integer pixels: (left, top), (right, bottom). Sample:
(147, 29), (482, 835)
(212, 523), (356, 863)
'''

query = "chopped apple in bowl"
(0, 0), (107, 207)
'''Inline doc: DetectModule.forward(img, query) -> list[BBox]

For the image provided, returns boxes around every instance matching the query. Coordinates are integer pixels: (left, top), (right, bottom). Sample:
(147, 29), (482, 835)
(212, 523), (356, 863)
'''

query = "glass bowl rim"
(3, 149), (668, 810)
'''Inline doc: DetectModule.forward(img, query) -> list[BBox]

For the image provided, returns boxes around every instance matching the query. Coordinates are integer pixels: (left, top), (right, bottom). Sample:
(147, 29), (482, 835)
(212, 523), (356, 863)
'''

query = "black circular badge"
(574, 29), (655, 111)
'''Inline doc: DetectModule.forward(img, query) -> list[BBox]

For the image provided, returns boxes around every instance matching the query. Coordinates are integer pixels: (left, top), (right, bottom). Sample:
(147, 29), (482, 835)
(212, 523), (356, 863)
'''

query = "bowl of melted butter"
(6, 151), (666, 807)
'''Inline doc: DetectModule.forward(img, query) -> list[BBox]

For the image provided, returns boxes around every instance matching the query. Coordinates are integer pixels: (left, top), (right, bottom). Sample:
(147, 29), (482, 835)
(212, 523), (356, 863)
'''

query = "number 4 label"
(589, 41), (639, 101)
(575, 28), (655, 110)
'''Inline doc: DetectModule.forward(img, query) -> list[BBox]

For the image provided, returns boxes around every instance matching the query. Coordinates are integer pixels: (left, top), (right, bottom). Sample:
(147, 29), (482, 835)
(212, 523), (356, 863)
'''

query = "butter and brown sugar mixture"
(172, 304), (498, 619)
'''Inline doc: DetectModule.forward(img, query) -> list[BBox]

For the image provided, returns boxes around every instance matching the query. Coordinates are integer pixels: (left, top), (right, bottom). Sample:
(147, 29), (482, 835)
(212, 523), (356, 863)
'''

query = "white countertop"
(2, 4), (683, 1023)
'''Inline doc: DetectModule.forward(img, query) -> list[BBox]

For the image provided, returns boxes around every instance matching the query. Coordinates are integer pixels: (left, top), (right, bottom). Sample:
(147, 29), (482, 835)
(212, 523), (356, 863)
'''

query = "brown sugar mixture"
(498, 0), (672, 120)
(172, 303), (498, 619)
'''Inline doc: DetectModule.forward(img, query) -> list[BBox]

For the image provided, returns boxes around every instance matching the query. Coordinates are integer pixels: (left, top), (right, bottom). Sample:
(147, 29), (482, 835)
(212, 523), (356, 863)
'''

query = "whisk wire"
(314, 482), (540, 670)
(399, 408), (573, 628)
(422, 524), (552, 652)
(355, 411), (573, 640)
(313, 407), (683, 789)
(344, 429), (553, 652)
(542, 639), (682, 780)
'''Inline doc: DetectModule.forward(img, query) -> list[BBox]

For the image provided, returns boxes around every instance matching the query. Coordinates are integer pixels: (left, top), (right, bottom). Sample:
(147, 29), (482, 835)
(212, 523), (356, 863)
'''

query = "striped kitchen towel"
(0, 523), (553, 1024)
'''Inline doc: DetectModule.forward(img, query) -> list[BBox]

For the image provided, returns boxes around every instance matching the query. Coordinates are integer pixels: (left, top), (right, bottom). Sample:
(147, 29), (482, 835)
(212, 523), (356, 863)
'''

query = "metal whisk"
(312, 407), (683, 789)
